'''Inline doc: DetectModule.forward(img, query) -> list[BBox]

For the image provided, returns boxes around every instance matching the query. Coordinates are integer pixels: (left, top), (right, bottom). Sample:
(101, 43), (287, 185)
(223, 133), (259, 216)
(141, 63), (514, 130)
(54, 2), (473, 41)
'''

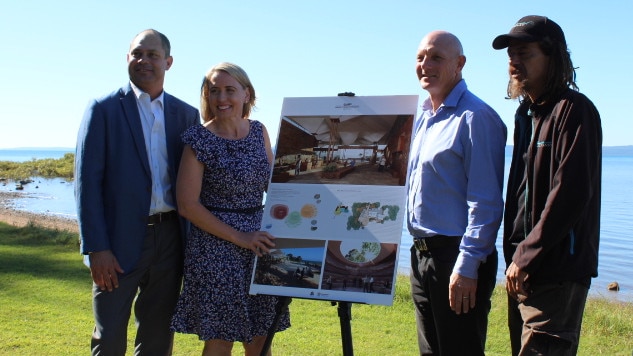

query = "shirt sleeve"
(454, 105), (507, 279)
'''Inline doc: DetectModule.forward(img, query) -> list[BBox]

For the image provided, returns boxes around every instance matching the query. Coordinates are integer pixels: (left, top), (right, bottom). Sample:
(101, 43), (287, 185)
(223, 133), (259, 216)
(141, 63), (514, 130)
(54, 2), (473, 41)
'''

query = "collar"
(421, 79), (467, 112)
(130, 81), (164, 108)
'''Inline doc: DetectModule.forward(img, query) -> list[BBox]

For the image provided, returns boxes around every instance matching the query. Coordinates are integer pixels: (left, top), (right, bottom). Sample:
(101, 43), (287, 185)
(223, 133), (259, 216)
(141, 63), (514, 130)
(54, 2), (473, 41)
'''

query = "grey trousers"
(91, 219), (183, 356)
(508, 280), (589, 356)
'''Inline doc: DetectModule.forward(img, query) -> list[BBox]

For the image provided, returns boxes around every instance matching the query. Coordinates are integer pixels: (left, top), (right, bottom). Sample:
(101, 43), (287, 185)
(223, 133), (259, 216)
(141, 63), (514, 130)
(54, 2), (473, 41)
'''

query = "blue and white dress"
(171, 120), (290, 342)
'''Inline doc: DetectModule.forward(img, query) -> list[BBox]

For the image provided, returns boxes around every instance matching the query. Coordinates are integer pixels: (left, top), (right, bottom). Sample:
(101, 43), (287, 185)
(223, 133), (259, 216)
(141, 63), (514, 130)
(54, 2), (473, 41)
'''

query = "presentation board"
(249, 94), (418, 306)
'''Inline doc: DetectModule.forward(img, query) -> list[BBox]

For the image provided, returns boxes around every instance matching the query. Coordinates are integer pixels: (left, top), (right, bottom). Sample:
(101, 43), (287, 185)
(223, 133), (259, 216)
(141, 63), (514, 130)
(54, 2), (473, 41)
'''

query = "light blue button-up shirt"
(407, 80), (507, 279)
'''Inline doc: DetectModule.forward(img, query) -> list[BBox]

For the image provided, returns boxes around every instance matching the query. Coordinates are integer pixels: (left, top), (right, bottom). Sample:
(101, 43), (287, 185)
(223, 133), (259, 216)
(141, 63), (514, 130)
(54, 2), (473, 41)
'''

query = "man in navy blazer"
(75, 29), (199, 355)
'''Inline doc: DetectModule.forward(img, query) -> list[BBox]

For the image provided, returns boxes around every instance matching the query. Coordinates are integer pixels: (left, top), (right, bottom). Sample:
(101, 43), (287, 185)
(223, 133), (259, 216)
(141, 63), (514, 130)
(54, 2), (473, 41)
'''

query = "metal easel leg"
(335, 301), (354, 356)
(260, 296), (291, 356)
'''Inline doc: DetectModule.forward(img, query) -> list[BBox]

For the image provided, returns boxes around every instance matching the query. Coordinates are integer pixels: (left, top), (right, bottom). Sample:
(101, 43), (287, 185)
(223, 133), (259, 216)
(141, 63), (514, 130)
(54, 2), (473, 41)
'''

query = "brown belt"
(147, 210), (178, 225)
(412, 235), (462, 252)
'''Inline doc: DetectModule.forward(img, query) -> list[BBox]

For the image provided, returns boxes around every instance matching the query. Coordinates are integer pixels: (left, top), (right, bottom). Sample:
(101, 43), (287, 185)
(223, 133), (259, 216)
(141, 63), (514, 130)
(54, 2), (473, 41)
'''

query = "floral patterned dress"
(171, 120), (290, 342)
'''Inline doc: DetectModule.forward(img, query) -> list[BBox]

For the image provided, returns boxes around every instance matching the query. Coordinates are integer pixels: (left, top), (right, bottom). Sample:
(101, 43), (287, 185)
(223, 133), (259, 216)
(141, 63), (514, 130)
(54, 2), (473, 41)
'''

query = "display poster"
(249, 95), (418, 305)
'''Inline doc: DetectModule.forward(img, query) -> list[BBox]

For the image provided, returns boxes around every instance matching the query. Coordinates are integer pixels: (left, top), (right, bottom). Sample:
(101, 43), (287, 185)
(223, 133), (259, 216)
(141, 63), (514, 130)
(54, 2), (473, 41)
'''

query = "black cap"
(492, 15), (566, 49)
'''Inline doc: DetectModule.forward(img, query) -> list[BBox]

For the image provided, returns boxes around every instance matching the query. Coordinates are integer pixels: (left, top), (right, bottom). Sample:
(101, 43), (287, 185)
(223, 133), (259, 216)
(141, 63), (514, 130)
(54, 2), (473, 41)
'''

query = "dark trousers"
(410, 245), (497, 356)
(508, 281), (588, 356)
(91, 219), (183, 356)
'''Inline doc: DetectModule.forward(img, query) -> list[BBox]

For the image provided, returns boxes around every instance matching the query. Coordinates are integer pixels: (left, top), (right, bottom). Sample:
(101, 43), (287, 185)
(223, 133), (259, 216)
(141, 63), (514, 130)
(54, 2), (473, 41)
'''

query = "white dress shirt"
(131, 82), (175, 215)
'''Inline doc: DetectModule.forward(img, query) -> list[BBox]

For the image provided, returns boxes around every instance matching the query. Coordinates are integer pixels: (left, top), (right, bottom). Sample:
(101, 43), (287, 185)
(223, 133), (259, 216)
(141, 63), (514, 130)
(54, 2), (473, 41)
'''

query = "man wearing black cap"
(493, 15), (602, 355)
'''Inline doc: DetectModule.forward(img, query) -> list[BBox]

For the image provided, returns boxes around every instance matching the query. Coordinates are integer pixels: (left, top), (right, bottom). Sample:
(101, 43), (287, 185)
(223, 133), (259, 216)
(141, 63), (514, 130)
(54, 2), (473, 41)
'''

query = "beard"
(507, 77), (527, 100)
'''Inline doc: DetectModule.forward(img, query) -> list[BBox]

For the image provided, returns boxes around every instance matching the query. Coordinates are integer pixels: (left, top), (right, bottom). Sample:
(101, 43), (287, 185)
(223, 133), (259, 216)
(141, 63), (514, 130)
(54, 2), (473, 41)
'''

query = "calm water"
(0, 148), (73, 162)
(0, 149), (75, 219)
(1, 147), (632, 302)
(397, 146), (633, 303)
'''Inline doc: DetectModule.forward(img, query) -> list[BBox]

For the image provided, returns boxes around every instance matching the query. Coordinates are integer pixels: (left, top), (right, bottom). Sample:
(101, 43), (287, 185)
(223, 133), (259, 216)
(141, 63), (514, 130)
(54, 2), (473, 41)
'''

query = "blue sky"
(1, 1), (630, 148)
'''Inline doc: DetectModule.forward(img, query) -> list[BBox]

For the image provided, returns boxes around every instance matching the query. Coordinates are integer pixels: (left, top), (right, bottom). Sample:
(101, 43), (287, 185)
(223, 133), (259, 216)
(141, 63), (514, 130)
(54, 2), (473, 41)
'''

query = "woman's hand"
(233, 231), (276, 257)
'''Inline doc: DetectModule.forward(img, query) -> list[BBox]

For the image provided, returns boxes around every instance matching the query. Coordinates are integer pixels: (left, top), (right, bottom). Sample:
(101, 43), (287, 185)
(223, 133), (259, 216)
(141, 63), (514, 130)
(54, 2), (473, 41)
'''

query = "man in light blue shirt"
(407, 30), (507, 355)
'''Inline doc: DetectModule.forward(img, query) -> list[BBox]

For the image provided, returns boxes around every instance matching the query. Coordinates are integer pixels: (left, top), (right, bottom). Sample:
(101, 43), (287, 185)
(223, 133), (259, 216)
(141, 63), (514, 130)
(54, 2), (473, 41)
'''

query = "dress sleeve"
(181, 124), (212, 164)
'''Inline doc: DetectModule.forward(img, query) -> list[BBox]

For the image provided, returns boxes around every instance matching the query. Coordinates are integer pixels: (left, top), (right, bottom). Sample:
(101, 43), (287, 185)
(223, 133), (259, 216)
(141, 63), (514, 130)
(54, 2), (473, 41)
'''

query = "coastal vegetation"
(0, 153), (74, 182)
(1, 221), (632, 355)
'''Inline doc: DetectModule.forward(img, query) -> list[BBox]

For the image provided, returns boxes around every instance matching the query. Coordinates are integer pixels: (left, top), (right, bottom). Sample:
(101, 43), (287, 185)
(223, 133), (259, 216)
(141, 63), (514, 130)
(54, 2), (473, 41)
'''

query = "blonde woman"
(171, 62), (290, 355)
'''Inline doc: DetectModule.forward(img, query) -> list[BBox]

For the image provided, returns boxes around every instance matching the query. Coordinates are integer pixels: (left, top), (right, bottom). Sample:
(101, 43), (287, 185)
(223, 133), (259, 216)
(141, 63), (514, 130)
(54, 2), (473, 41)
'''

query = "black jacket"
(503, 89), (602, 286)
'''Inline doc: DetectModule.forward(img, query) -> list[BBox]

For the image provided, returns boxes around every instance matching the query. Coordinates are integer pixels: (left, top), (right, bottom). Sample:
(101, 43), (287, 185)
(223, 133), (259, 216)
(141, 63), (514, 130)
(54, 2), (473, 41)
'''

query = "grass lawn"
(1, 222), (632, 355)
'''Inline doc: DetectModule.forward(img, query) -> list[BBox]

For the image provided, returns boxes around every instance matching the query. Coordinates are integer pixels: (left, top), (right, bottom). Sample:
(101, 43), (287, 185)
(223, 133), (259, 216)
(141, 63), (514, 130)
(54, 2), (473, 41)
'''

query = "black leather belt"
(147, 210), (178, 225)
(413, 235), (462, 252)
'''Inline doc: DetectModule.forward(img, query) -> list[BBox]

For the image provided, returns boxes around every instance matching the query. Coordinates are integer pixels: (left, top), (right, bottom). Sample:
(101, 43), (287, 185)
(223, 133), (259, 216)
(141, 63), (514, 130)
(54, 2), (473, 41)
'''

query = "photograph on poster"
(321, 240), (398, 294)
(253, 238), (325, 289)
(271, 113), (411, 187)
(250, 95), (418, 306)
(252, 238), (398, 295)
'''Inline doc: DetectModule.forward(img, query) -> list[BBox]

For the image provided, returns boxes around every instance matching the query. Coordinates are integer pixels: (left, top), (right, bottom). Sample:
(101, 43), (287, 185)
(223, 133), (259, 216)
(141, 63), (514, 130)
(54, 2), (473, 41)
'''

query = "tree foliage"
(0, 153), (74, 181)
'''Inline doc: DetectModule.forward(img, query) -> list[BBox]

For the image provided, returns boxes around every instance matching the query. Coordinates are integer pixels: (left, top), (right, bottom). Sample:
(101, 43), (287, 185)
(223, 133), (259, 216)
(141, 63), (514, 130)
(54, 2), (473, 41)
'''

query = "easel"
(260, 297), (357, 356)
(333, 300), (354, 355)
(261, 90), (364, 356)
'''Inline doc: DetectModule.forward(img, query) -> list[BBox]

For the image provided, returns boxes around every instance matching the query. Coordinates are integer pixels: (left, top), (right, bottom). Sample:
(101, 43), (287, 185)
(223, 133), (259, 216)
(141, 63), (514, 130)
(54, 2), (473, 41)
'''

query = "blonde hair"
(199, 62), (256, 122)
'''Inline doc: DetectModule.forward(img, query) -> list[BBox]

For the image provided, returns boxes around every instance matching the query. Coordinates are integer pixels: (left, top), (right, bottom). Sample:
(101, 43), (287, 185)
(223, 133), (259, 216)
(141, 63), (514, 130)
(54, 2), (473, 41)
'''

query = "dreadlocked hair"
(537, 37), (578, 104)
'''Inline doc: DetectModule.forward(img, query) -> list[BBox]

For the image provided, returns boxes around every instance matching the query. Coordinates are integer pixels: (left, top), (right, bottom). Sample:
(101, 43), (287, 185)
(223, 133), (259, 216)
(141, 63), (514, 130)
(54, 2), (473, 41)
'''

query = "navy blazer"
(75, 84), (199, 273)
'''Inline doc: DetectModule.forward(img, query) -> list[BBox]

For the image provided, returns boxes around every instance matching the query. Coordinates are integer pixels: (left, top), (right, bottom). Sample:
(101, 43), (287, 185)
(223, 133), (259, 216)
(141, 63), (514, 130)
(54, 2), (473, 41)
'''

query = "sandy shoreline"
(0, 191), (79, 233)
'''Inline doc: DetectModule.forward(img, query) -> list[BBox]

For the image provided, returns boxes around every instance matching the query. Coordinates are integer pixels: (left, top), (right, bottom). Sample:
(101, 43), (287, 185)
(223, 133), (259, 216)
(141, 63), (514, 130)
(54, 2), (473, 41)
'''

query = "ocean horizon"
(0, 147), (74, 163)
(1, 147), (632, 302)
